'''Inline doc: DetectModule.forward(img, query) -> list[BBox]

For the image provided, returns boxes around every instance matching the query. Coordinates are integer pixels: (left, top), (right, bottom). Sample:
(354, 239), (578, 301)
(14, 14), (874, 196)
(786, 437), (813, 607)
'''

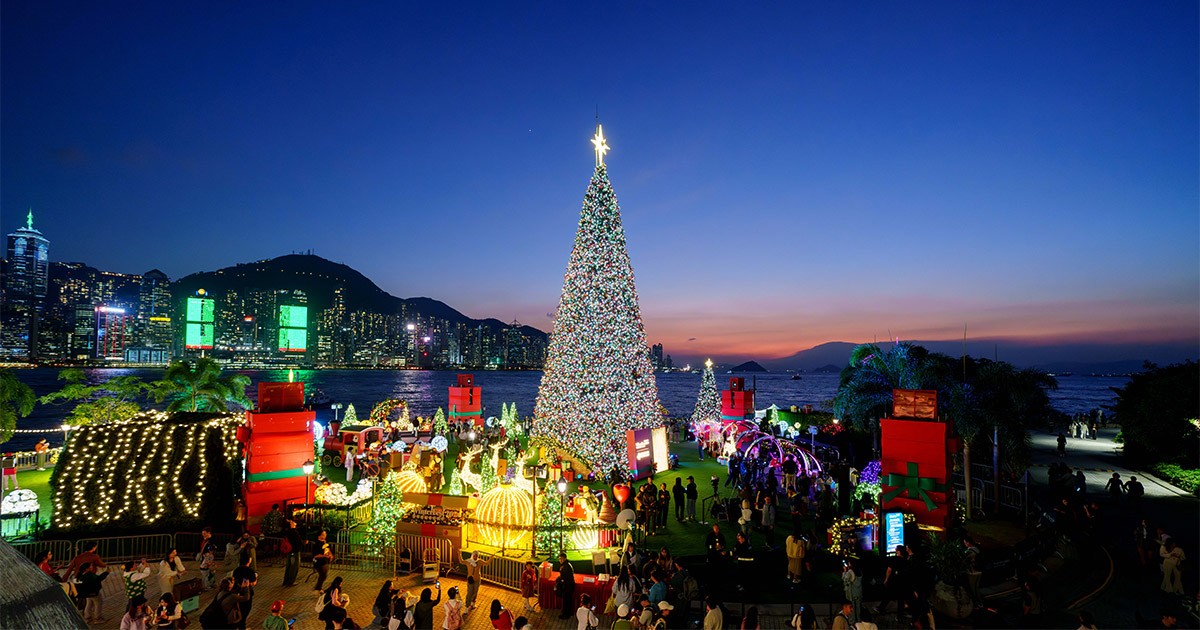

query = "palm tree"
(153, 358), (251, 412)
(0, 369), (36, 445)
(832, 342), (932, 455)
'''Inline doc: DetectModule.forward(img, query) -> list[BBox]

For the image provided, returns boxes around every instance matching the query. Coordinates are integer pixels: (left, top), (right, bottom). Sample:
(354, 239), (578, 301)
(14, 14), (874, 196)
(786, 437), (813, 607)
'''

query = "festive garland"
(369, 399), (410, 429)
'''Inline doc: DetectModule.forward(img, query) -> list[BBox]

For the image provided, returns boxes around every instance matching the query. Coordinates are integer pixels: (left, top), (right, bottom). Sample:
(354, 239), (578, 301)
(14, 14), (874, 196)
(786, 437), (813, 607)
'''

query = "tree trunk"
(993, 426), (1001, 513)
(963, 440), (972, 520)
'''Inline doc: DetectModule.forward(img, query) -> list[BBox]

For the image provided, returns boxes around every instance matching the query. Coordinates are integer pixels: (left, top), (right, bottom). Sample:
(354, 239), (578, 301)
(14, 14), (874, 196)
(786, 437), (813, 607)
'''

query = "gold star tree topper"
(591, 124), (610, 165)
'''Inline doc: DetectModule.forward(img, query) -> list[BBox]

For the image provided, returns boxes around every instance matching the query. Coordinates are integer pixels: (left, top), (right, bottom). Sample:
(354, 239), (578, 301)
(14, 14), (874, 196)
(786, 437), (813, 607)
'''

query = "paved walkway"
(80, 561), (926, 630)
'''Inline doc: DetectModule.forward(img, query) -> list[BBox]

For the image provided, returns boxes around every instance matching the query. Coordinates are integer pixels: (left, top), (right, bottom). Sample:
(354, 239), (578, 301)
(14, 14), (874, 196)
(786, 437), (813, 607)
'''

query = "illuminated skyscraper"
(1, 210), (50, 360)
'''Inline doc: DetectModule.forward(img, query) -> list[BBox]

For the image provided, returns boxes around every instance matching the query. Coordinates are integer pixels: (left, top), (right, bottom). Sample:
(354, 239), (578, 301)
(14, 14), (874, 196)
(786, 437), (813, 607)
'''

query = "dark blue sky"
(3, 2), (1197, 361)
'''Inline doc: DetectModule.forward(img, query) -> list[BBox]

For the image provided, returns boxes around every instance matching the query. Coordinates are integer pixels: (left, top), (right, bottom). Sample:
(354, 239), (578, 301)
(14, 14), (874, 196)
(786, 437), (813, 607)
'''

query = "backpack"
(445, 601), (463, 630)
(680, 573), (700, 602)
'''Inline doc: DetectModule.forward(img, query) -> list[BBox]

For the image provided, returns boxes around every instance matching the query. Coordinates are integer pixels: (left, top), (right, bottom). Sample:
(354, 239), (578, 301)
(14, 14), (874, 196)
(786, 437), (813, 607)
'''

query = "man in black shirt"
(685, 477), (699, 522)
(874, 545), (909, 618)
(283, 519), (304, 586)
(672, 478), (686, 522)
(231, 552), (257, 630)
(556, 553), (575, 619)
(705, 524), (727, 564)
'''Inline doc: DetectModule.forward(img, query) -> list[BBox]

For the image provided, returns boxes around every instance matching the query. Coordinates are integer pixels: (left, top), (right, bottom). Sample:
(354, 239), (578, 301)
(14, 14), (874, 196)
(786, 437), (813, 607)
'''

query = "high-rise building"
(1, 210), (50, 360)
(95, 305), (131, 360)
(651, 343), (664, 369)
(136, 269), (172, 350)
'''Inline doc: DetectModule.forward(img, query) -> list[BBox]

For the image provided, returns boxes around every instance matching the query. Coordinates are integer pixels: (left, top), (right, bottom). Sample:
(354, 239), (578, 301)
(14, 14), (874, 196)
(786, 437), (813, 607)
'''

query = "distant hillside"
(757, 340), (1196, 374)
(173, 254), (547, 339)
(729, 361), (768, 373)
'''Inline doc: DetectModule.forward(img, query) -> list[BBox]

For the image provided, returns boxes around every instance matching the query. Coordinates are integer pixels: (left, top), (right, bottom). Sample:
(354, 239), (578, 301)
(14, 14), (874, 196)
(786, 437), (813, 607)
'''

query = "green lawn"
(10, 467), (55, 528)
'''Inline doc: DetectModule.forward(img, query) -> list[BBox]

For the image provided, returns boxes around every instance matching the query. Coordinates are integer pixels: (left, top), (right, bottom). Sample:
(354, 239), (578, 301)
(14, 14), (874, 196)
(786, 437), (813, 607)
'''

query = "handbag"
(389, 618), (402, 630)
(280, 539), (293, 555)
(177, 612), (191, 629)
(604, 591), (617, 615)
(226, 601), (243, 626)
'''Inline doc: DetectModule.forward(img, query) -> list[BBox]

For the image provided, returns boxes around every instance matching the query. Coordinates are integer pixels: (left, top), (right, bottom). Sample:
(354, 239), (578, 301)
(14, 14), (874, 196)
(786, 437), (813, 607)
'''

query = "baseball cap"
(617, 604), (630, 617)
(270, 600), (285, 613)
(658, 601), (675, 611)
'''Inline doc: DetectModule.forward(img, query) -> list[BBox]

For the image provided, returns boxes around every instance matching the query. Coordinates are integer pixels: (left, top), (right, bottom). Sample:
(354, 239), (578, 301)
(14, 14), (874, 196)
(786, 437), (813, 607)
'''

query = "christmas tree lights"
(480, 449), (497, 494)
(433, 408), (447, 436)
(534, 486), (564, 554)
(533, 126), (661, 474)
(366, 472), (408, 554)
(691, 359), (720, 435)
(448, 468), (463, 495)
(52, 411), (242, 529)
(343, 404), (358, 424)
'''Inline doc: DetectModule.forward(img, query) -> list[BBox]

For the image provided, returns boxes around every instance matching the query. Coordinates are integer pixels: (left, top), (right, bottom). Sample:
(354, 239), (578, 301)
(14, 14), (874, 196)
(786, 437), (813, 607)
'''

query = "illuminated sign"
(186, 297), (215, 323)
(96, 306), (126, 314)
(277, 305), (308, 352)
(279, 305), (307, 329)
(278, 327), (307, 352)
(884, 512), (905, 554)
(626, 427), (671, 480)
(185, 323), (214, 350)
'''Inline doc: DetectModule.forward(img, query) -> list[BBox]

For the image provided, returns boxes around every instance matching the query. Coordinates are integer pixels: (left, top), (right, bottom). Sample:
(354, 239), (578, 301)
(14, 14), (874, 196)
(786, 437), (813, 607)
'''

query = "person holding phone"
(574, 594), (598, 630)
(263, 600), (288, 630)
(231, 551), (258, 629)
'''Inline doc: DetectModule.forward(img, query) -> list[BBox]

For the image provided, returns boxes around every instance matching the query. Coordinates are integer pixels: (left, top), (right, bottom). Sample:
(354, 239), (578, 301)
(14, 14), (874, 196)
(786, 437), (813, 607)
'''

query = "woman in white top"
(575, 593), (599, 630)
(155, 592), (182, 629)
(157, 549), (187, 596)
(611, 566), (640, 609)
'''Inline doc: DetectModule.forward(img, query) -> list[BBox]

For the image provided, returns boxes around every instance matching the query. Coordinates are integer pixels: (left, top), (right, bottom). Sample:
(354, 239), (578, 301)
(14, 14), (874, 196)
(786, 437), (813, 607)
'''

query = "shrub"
(1150, 463), (1200, 494)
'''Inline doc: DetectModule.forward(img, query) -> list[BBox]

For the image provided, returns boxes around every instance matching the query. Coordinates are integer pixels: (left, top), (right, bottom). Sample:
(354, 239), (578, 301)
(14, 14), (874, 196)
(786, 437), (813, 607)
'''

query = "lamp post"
(60, 423), (70, 448)
(331, 403), (343, 423)
(303, 459), (315, 505)
(556, 477), (568, 555)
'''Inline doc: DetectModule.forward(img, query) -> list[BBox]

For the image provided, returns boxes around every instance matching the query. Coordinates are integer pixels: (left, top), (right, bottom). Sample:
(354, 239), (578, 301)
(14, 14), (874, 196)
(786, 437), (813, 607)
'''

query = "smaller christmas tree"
(343, 403), (358, 424)
(365, 473), (407, 554)
(480, 451), (497, 494)
(433, 408), (448, 436)
(535, 487), (564, 555)
(448, 467), (463, 495)
(691, 359), (721, 427)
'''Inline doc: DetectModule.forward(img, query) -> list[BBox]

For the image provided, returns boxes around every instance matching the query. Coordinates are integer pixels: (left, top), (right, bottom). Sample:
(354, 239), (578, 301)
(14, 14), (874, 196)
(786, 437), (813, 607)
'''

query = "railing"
(77, 533), (175, 564)
(395, 532), (452, 575)
(175, 531), (241, 559)
(334, 529), (397, 574)
(9, 538), (73, 565)
(470, 551), (524, 590)
(290, 498), (374, 532)
(8, 448), (60, 472)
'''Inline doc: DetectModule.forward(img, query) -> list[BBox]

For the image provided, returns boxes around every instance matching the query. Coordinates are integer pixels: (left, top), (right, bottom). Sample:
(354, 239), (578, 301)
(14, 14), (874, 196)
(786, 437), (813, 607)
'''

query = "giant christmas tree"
(533, 125), (661, 475)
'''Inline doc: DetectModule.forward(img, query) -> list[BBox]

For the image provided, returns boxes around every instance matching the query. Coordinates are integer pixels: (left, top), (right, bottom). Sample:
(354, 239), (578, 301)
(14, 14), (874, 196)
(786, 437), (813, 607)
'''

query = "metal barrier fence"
(9, 538), (73, 565)
(395, 532), (452, 576)
(474, 552), (525, 590)
(76, 533), (175, 564)
(333, 529), (397, 574)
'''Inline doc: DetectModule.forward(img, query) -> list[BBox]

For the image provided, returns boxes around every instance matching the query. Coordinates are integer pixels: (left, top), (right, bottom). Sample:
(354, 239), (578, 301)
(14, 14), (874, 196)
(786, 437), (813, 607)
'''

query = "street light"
(302, 459), (315, 504)
(60, 423), (70, 447)
(331, 403), (343, 423)
(556, 478), (568, 555)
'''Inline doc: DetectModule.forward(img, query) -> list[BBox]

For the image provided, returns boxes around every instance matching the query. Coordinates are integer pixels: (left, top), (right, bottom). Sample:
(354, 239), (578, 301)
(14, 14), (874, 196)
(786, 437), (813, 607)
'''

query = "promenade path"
(1026, 426), (1198, 627)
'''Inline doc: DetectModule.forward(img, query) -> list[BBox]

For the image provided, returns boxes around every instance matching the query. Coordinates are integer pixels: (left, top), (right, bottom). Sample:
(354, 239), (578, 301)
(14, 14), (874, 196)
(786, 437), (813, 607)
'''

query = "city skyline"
(3, 2), (1197, 364)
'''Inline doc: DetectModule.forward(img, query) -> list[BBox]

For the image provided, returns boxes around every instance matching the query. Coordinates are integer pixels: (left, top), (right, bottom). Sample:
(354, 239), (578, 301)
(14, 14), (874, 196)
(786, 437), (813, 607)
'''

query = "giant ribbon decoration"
(881, 462), (948, 512)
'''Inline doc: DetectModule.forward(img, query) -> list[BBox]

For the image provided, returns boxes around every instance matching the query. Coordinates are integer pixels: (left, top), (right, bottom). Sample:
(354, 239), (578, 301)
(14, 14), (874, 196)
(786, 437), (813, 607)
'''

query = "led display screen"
(185, 323), (214, 349)
(278, 305), (308, 329)
(278, 327), (307, 352)
(186, 297), (215, 323)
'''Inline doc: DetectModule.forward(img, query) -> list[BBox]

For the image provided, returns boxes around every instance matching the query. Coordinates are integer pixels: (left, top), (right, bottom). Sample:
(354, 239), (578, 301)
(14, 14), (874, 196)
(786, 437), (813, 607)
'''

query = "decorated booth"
(241, 382), (315, 532)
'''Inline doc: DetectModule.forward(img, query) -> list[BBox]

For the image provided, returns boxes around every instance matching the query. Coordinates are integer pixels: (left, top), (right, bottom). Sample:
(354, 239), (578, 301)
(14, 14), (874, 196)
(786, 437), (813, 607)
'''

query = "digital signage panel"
(278, 327), (307, 352)
(185, 323), (214, 349)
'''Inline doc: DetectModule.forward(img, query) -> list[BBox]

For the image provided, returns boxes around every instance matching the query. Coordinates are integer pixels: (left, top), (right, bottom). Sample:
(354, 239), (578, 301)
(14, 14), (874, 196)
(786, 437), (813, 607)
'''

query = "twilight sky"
(3, 2), (1197, 363)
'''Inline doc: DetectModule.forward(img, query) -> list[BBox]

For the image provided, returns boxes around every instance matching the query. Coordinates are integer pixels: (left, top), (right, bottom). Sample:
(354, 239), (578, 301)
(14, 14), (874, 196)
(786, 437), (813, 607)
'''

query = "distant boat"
(791, 374), (802, 380)
(1048, 372), (1074, 378)
(307, 389), (333, 408)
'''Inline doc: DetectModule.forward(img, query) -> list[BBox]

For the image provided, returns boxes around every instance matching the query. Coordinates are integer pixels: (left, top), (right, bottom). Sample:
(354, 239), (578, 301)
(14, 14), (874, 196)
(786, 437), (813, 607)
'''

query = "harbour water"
(6, 368), (1129, 451)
